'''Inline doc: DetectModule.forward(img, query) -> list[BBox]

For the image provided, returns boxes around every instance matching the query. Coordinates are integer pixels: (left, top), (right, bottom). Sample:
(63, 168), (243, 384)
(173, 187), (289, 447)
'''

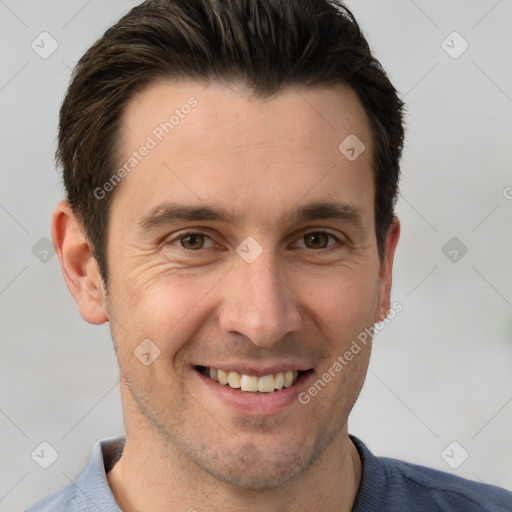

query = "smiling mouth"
(195, 365), (312, 393)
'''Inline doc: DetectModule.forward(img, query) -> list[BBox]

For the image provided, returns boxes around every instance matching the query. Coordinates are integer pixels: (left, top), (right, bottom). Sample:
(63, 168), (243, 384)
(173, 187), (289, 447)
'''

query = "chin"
(203, 460), (306, 490)
(191, 438), (323, 490)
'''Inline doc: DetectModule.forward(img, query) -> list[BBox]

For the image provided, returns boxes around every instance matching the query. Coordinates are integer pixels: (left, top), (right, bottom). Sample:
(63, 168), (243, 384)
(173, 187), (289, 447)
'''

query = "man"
(27, 0), (512, 511)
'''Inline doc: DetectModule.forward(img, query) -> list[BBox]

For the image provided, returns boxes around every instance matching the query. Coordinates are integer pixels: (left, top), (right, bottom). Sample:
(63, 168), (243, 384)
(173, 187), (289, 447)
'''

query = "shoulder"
(351, 436), (512, 512)
(382, 455), (512, 511)
(25, 485), (76, 512)
(25, 436), (124, 512)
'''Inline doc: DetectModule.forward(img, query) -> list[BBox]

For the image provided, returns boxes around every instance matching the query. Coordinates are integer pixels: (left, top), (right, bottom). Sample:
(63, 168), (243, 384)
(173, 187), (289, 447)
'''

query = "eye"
(167, 230), (341, 252)
(294, 231), (339, 250)
(171, 232), (215, 251)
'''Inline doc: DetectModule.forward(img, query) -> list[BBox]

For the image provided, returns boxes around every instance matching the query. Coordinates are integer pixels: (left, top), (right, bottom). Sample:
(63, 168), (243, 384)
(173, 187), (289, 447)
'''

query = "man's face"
(104, 80), (397, 487)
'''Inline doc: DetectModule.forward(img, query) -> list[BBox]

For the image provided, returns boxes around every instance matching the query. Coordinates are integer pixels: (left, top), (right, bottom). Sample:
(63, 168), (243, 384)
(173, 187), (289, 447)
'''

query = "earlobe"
(51, 200), (108, 325)
(375, 217), (400, 322)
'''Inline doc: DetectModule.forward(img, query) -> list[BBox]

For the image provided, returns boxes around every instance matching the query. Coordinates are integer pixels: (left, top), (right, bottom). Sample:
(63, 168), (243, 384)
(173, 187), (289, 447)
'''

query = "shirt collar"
(75, 434), (379, 511)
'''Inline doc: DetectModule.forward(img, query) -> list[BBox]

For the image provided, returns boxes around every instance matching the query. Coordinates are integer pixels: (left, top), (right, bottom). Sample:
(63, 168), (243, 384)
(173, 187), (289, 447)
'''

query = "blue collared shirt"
(26, 435), (512, 511)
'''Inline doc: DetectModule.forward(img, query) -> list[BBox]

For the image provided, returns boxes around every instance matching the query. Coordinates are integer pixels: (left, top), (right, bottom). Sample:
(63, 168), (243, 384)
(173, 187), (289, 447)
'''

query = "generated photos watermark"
(93, 97), (198, 200)
(298, 300), (403, 405)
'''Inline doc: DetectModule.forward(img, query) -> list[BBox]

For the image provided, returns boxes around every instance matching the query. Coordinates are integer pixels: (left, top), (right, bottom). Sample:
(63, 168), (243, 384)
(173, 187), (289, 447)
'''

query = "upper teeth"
(207, 367), (299, 393)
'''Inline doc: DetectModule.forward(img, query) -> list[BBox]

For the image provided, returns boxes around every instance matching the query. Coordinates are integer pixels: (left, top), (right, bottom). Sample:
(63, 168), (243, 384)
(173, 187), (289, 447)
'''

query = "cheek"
(109, 252), (380, 363)
(298, 265), (380, 340)
(112, 269), (228, 358)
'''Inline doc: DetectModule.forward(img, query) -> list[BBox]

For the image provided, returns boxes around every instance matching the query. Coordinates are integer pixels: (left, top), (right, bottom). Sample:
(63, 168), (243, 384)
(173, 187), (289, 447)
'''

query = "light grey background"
(1, 1), (511, 510)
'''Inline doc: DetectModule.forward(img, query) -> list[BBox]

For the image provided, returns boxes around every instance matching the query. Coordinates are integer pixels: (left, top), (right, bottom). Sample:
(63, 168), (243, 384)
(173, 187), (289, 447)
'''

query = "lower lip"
(195, 369), (314, 416)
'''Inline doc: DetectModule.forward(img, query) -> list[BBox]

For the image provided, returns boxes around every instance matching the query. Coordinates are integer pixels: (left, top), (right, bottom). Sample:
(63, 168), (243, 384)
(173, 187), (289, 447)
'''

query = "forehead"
(113, 79), (374, 231)
(121, 78), (371, 153)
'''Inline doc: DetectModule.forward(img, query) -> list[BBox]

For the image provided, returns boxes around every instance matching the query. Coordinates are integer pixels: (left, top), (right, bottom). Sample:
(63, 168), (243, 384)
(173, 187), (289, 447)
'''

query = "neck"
(107, 423), (362, 512)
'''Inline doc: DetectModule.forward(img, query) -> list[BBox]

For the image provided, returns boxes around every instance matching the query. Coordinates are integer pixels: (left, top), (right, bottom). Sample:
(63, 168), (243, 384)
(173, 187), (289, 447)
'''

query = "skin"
(52, 80), (400, 512)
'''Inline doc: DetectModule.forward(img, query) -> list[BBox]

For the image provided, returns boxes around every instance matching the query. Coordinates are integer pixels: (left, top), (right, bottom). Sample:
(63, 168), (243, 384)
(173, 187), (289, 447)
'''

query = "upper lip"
(194, 362), (313, 377)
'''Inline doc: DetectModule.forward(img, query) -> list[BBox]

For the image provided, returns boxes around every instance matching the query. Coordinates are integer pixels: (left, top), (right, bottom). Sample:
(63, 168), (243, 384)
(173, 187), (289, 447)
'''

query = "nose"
(218, 250), (303, 349)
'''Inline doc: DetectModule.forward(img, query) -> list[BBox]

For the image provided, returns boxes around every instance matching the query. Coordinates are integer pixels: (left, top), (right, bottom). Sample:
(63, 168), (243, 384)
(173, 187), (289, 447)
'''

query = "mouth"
(195, 365), (313, 394)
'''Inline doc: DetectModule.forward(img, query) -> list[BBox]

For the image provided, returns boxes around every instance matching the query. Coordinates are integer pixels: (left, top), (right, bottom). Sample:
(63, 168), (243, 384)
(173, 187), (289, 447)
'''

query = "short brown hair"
(57, 0), (405, 286)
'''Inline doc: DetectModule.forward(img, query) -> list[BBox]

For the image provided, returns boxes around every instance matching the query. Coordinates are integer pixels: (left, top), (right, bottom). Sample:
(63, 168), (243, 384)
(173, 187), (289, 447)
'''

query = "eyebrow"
(137, 200), (366, 233)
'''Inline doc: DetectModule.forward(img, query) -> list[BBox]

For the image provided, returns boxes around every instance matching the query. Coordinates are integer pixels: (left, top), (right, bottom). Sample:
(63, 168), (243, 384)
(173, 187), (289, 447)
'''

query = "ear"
(375, 217), (400, 322)
(51, 200), (108, 325)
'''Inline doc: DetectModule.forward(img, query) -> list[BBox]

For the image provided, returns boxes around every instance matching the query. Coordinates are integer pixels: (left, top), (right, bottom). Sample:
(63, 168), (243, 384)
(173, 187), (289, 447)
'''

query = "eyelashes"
(167, 230), (342, 252)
